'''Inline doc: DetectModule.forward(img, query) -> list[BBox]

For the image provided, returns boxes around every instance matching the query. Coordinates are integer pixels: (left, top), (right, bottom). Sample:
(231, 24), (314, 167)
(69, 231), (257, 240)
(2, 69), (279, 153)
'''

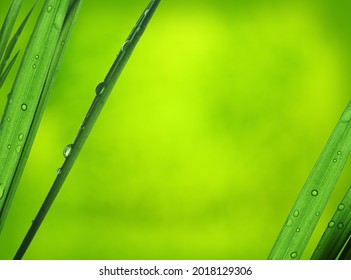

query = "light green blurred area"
(1, 0), (351, 259)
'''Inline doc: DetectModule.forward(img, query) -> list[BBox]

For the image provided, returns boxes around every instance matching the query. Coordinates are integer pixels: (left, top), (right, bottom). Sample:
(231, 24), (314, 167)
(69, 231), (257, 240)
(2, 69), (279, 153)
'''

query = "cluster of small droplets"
(333, 151), (343, 163)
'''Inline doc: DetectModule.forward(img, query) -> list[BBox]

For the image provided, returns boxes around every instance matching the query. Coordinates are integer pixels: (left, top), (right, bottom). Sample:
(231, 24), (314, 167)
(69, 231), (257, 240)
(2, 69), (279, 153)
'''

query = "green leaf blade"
(0, 50), (19, 89)
(0, 0), (23, 63)
(311, 186), (351, 259)
(0, 0), (71, 233)
(0, 1), (37, 76)
(269, 100), (351, 259)
(14, 0), (161, 259)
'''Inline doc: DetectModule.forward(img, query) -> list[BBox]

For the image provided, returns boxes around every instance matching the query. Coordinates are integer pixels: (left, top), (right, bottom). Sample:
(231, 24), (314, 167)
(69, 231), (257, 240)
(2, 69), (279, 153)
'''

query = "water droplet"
(60, 41), (65, 46)
(333, 158), (337, 163)
(7, 144), (11, 150)
(31, 57), (34, 62)
(18, 133), (24, 141)
(95, 82), (105, 95)
(316, 211), (320, 216)
(296, 228), (300, 232)
(338, 203), (345, 211)
(32, 64), (36, 69)
(21, 104), (27, 111)
(15, 145), (21, 153)
(286, 219), (293, 227)
(293, 210), (300, 217)
(290, 252), (297, 259)
(337, 222), (344, 229)
(7, 117), (10, 122)
(56, 168), (62, 175)
(35, 55), (39, 59)
(121, 40), (129, 52)
(47, 5), (53, 12)
(337, 151), (342, 155)
(311, 190), (318, 196)
(328, 221), (335, 228)
(63, 144), (73, 158)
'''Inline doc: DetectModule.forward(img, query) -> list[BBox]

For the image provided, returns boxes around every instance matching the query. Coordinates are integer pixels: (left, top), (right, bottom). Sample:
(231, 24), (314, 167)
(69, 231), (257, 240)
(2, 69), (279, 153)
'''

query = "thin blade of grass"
(0, 0), (71, 233)
(268, 100), (351, 259)
(339, 235), (351, 259)
(14, 0), (161, 260)
(0, 1), (37, 76)
(311, 186), (351, 259)
(0, 50), (19, 89)
(0, 0), (23, 64)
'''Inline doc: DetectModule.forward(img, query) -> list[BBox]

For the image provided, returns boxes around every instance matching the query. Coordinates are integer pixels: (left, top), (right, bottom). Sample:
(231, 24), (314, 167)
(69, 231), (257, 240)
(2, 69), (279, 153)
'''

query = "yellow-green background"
(0, 0), (351, 259)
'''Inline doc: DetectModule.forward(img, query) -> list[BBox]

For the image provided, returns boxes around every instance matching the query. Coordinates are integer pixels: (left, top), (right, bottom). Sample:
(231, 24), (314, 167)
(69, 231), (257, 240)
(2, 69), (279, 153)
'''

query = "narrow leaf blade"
(311, 186), (351, 259)
(0, 1), (37, 76)
(14, 0), (161, 259)
(0, 50), (19, 89)
(269, 101), (351, 259)
(0, 0), (23, 64)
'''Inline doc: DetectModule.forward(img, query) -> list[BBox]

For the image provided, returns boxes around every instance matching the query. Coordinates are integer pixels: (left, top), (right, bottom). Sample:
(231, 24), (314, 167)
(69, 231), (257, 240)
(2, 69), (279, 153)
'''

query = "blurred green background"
(0, 0), (351, 259)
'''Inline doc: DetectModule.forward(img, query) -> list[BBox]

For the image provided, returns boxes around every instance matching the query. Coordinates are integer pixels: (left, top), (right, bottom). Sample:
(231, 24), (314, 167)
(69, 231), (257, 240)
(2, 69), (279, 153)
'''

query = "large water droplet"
(47, 5), (53, 12)
(293, 210), (299, 217)
(338, 203), (345, 211)
(290, 252), (297, 259)
(311, 190), (318, 196)
(63, 144), (73, 158)
(21, 104), (27, 111)
(18, 133), (24, 141)
(121, 40), (130, 52)
(286, 219), (293, 227)
(328, 221), (335, 228)
(337, 222), (344, 229)
(95, 82), (105, 95)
